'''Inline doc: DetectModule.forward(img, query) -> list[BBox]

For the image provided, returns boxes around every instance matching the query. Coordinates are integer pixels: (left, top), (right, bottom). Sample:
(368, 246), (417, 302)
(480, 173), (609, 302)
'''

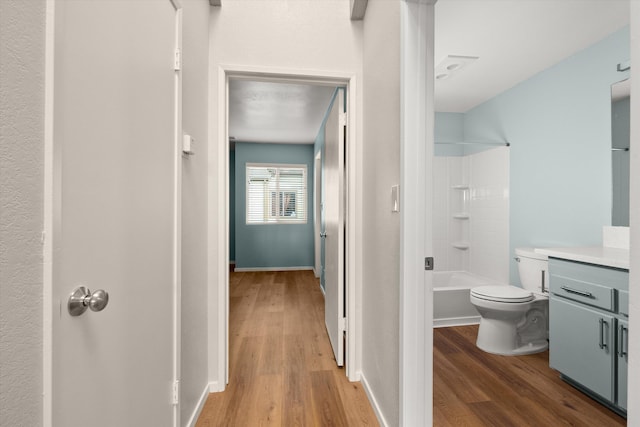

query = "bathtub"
(433, 271), (502, 328)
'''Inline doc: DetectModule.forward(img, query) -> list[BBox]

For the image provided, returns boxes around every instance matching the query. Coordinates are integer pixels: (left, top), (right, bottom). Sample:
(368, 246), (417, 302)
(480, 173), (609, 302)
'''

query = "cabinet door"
(550, 297), (615, 401)
(617, 318), (628, 410)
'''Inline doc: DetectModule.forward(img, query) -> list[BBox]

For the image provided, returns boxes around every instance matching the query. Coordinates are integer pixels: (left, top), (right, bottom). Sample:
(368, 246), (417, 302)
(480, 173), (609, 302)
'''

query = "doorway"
(211, 67), (362, 390)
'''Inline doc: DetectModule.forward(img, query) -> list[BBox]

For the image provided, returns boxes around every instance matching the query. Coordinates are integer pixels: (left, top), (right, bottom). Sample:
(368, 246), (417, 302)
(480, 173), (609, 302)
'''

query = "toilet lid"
(471, 285), (534, 303)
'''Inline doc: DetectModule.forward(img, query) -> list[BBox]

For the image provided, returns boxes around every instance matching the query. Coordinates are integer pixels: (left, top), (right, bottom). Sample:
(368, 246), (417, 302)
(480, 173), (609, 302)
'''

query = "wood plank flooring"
(195, 270), (379, 427)
(196, 272), (625, 426)
(434, 325), (627, 427)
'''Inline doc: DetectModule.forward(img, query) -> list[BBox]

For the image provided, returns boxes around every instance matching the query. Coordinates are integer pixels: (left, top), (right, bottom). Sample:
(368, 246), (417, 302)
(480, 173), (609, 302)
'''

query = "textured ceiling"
(229, 79), (337, 145)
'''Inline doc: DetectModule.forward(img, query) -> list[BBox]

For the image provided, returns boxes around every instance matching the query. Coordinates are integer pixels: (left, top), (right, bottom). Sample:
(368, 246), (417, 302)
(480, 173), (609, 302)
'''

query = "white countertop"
(535, 246), (630, 270)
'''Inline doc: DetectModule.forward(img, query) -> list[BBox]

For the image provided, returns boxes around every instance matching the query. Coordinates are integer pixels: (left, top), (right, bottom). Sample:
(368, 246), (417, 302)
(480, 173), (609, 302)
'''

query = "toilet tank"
(515, 247), (549, 294)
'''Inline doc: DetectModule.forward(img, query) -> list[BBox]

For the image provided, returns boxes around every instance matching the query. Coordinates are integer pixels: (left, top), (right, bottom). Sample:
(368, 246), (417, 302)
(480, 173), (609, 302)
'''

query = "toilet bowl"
(470, 248), (549, 356)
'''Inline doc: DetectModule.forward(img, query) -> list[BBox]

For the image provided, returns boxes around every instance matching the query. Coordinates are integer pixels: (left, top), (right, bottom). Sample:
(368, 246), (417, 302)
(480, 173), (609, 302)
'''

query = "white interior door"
(324, 89), (346, 367)
(51, 1), (179, 426)
(314, 152), (323, 278)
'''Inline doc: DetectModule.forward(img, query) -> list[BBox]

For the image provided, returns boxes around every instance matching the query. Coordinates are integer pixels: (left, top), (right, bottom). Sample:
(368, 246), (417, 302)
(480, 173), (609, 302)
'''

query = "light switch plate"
(391, 185), (400, 212)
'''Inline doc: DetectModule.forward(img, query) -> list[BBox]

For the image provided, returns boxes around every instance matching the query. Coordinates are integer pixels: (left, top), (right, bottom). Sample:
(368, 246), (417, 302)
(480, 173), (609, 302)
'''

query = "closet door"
(51, 1), (179, 425)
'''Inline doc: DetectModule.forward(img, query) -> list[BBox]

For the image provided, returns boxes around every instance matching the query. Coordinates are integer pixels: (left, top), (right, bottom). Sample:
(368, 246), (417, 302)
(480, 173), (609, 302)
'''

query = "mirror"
(611, 77), (630, 226)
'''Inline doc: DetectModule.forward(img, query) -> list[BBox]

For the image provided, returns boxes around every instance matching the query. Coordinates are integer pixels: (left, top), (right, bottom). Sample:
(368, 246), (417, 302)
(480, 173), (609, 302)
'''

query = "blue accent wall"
(234, 142), (315, 269)
(460, 26), (630, 284)
(434, 112), (465, 156)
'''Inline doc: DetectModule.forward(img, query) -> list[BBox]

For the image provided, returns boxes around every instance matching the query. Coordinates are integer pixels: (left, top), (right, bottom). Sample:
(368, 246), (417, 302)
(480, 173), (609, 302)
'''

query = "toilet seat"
(471, 285), (534, 303)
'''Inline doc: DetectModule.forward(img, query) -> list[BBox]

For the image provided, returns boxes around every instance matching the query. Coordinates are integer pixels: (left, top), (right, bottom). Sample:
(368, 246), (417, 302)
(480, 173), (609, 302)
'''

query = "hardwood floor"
(196, 272), (625, 426)
(434, 325), (627, 427)
(195, 270), (379, 427)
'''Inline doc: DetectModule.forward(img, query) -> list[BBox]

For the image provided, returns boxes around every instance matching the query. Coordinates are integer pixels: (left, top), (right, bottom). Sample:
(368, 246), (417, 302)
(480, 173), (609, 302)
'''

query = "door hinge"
(172, 380), (180, 405)
(339, 317), (347, 333)
(339, 111), (347, 127)
(425, 257), (434, 271)
(174, 48), (181, 71)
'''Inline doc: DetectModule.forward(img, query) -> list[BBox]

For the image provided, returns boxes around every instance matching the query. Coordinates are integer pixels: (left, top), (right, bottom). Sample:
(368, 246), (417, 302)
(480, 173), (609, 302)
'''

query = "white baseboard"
(360, 372), (389, 427)
(233, 266), (314, 272)
(433, 315), (480, 328)
(186, 383), (211, 427)
(209, 380), (224, 392)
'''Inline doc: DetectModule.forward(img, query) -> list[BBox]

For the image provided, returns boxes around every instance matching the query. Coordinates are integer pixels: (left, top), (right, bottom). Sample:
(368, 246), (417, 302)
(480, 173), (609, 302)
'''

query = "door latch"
(425, 257), (434, 271)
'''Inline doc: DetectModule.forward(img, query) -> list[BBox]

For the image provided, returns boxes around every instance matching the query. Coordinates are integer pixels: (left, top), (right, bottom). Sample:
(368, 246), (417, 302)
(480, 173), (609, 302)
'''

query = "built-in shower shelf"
(452, 242), (470, 250)
(452, 185), (469, 190)
(453, 213), (469, 219)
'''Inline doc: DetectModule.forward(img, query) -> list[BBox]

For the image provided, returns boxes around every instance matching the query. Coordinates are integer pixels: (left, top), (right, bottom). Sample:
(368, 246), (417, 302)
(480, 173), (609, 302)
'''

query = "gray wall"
(180, 0), (210, 424)
(0, 1), (45, 425)
(362, 1), (402, 425)
(464, 26), (630, 285)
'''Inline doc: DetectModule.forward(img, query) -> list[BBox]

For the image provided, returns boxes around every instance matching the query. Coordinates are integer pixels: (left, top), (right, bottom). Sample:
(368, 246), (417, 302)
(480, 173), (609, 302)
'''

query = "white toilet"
(470, 248), (549, 356)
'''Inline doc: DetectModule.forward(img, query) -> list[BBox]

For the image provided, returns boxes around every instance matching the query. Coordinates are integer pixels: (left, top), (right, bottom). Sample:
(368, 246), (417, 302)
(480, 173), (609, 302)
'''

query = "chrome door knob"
(68, 286), (110, 316)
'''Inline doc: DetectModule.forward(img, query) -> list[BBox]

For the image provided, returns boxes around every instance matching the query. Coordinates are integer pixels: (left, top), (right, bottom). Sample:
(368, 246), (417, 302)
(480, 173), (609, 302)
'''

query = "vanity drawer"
(549, 258), (627, 312)
(551, 277), (614, 311)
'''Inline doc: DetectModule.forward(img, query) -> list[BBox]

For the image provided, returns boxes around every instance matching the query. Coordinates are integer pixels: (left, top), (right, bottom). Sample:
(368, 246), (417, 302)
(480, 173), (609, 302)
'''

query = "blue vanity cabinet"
(549, 297), (615, 401)
(617, 317), (628, 411)
(548, 258), (628, 415)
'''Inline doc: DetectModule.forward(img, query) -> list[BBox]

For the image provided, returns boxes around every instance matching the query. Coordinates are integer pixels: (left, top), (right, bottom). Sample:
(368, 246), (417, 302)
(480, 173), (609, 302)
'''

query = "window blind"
(246, 164), (307, 224)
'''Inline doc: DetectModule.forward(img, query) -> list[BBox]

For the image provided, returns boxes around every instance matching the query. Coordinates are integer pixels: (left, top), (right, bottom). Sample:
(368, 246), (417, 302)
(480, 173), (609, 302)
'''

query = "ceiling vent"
(435, 55), (479, 81)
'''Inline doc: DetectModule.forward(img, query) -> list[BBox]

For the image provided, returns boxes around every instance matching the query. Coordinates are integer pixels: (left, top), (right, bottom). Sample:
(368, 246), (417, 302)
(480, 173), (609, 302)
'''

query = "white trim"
(208, 380), (224, 393)
(209, 64), (363, 389)
(400, 1), (434, 426)
(185, 383), (210, 427)
(627, 2), (639, 425)
(360, 372), (389, 427)
(171, 3), (183, 426)
(233, 266), (314, 272)
(42, 1), (55, 426)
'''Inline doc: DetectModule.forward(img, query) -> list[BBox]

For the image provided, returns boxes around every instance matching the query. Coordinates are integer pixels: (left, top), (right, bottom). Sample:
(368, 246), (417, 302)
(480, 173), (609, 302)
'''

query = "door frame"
(209, 65), (362, 387)
(42, 1), (184, 425)
(400, 1), (435, 426)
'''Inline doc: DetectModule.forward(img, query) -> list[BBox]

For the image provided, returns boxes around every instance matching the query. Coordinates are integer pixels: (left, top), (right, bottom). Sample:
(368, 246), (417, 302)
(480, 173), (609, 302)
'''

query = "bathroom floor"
(434, 325), (626, 426)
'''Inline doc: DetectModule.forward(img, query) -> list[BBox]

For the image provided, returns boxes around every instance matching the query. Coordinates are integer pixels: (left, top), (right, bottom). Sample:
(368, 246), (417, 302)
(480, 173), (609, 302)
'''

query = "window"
(246, 164), (307, 224)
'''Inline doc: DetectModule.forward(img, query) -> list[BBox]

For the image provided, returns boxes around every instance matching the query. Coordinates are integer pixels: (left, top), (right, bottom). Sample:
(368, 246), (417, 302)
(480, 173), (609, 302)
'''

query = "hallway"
(196, 271), (378, 426)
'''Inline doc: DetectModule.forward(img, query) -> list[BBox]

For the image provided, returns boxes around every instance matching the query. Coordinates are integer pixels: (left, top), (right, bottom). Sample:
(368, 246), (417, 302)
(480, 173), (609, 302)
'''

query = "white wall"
(0, 1), (45, 425)
(362, 1), (402, 425)
(180, 1), (211, 425)
(208, 0), (363, 388)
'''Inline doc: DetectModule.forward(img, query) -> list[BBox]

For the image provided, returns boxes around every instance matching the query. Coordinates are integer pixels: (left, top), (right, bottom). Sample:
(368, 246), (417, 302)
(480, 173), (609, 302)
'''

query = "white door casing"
(324, 89), (346, 367)
(214, 69), (361, 385)
(47, 1), (182, 426)
(400, 0), (435, 426)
